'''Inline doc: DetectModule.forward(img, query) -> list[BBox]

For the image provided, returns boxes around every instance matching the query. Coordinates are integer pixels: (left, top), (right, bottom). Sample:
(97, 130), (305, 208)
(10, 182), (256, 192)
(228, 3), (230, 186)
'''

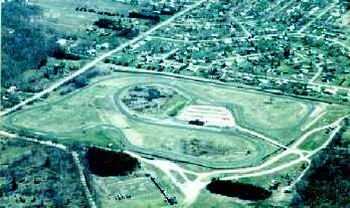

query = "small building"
(307, 85), (321, 93)
(188, 119), (205, 126)
(323, 87), (337, 95)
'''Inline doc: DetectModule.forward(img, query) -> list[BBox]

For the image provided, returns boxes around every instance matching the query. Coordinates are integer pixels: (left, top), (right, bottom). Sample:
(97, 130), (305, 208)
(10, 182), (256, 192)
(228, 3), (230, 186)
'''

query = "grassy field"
(4, 72), (345, 168)
(305, 105), (350, 130)
(32, 0), (98, 32)
(298, 130), (329, 151)
(7, 85), (107, 133)
(163, 94), (190, 117)
(59, 126), (127, 148)
(93, 162), (183, 208)
(3, 74), (282, 167)
(191, 190), (247, 208)
(250, 153), (301, 174)
(93, 176), (168, 208)
(125, 118), (276, 166)
(236, 161), (308, 190)
(180, 81), (311, 130)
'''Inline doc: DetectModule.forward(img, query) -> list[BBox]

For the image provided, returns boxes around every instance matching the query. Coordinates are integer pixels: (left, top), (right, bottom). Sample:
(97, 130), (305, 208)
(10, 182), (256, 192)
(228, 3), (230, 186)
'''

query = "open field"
(191, 190), (247, 208)
(2, 0), (350, 207)
(93, 176), (167, 208)
(179, 82), (311, 130)
(235, 161), (309, 193)
(92, 162), (183, 208)
(2, 72), (349, 207)
(4, 72), (347, 156)
(297, 130), (330, 151)
(3, 73), (321, 165)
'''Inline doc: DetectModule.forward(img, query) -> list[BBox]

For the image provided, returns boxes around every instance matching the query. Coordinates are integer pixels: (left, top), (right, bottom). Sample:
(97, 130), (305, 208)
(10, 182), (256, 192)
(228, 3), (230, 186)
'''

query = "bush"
(74, 75), (88, 88)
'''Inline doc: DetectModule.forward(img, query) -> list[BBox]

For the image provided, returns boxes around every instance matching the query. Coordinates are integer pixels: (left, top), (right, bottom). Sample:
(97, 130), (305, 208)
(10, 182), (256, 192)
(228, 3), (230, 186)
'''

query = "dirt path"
(0, 131), (97, 208)
(298, 3), (336, 34)
(0, 111), (346, 207)
(124, 115), (346, 206)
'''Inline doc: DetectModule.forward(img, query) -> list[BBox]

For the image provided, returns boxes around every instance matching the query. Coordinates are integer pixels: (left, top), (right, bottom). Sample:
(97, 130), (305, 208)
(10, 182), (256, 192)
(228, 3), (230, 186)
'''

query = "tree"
(8, 175), (17, 192)
(1, 0), (57, 88)
(7, 93), (21, 107)
(283, 47), (291, 58)
(74, 75), (88, 88)
(43, 157), (51, 168)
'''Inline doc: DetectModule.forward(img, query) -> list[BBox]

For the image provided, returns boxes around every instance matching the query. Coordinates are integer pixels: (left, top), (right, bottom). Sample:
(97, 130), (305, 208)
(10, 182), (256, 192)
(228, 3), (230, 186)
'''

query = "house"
(7, 86), (17, 93)
(323, 87), (337, 95)
(307, 85), (321, 93)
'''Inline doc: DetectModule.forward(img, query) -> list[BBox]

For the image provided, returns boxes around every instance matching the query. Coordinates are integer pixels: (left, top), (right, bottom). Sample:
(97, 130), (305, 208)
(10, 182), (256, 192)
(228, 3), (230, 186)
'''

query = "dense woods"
(0, 140), (88, 207)
(1, 0), (57, 88)
(292, 121), (350, 207)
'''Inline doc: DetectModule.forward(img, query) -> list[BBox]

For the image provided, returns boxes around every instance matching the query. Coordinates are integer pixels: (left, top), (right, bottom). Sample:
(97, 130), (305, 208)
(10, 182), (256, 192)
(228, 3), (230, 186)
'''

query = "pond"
(206, 179), (272, 201)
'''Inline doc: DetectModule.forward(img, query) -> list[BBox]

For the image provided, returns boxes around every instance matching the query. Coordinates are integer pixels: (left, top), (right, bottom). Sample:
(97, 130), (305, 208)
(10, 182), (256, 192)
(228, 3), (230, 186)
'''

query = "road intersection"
(1, 0), (349, 206)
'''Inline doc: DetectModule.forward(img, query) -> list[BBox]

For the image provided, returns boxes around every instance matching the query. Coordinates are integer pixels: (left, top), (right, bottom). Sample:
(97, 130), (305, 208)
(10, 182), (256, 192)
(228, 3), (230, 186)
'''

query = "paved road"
(0, 0), (208, 117)
(309, 55), (324, 83)
(298, 3), (336, 34)
(3, 22), (349, 118)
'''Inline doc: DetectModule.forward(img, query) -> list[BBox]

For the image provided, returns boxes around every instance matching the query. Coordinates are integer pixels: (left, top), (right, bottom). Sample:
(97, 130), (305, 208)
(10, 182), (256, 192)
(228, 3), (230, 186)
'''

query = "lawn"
(236, 161), (308, 190)
(3, 73), (334, 168)
(92, 162), (183, 208)
(298, 130), (330, 151)
(180, 81), (311, 131)
(6, 86), (106, 133)
(191, 190), (247, 208)
(125, 118), (277, 167)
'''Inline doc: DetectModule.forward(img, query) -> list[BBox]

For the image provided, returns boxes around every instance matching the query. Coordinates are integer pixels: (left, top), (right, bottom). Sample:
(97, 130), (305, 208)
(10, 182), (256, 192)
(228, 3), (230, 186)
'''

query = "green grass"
(260, 153), (300, 171)
(126, 118), (277, 166)
(59, 126), (127, 148)
(306, 105), (350, 130)
(178, 80), (311, 131)
(93, 162), (183, 208)
(6, 84), (116, 134)
(94, 176), (168, 208)
(163, 95), (189, 117)
(236, 161), (308, 190)
(280, 62), (294, 75)
(192, 190), (247, 208)
(218, 153), (300, 180)
(3, 73), (330, 167)
(298, 131), (329, 151)
(8, 100), (101, 133)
